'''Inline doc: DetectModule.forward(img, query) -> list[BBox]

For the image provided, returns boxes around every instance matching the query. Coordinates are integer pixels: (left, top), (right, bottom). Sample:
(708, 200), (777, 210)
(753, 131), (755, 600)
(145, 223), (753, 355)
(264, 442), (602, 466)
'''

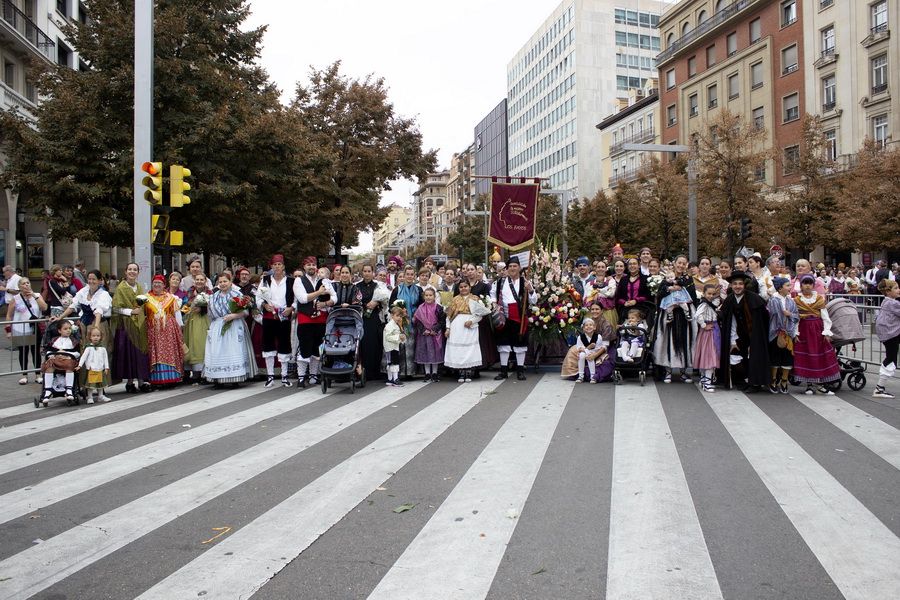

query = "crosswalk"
(0, 374), (898, 600)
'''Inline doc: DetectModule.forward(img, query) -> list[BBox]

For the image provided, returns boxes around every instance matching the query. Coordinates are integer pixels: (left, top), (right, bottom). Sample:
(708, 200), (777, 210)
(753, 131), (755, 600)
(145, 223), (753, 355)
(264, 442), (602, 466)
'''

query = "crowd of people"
(1, 248), (898, 402)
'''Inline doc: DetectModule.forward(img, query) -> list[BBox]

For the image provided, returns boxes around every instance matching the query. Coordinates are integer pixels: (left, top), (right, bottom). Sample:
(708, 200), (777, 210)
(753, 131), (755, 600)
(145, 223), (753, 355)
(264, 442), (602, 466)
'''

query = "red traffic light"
(141, 161), (161, 176)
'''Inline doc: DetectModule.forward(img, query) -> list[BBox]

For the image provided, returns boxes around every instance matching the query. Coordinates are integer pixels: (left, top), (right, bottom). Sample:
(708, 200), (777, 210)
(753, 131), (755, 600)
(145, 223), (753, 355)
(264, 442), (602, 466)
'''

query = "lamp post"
(622, 143), (696, 262)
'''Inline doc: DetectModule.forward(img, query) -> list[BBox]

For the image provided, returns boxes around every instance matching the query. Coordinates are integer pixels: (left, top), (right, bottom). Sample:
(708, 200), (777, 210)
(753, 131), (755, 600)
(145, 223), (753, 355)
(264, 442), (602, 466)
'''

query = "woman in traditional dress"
(560, 302), (617, 382)
(692, 256), (717, 293)
(144, 274), (184, 387)
(182, 272), (211, 383)
(456, 262), (497, 374)
(332, 265), (363, 309)
(653, 255), (698, 384)
(203, 273), (251, 387)
(614, 258), (650, 325)
(444, 279), (484, 382)
(358, 264), (389, 380)
(58, 269), (112, 355)
(390, 265), (422, 378)
(588, 259), (619, 329)
(111, 262), (151, 392)
(793, 274), (840, 395)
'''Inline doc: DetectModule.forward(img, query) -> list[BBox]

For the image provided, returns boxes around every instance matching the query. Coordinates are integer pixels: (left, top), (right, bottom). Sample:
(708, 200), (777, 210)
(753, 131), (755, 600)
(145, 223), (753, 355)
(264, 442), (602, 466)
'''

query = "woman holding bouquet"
(182, 273), (210, 383)
(204, 273), (251, 387)
(144, 274), (185, 387)
(111, 262), (151, 393)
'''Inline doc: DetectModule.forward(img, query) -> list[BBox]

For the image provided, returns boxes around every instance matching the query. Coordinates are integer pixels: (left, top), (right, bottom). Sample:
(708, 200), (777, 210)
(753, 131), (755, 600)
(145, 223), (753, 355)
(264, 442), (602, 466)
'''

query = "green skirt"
(183, 311), (210, 365)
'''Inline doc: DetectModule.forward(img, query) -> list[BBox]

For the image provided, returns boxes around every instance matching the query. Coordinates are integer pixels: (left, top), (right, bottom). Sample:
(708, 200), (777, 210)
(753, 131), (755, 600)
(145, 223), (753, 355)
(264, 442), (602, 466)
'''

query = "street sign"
(769, 245), (784, 257)
(430, 254), (449, 263)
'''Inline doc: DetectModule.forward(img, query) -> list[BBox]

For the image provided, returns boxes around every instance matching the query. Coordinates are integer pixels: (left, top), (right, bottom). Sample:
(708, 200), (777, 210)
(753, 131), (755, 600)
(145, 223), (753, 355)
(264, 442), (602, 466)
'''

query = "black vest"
(262, 275), (295, 309)
(297, 275), (323, 316)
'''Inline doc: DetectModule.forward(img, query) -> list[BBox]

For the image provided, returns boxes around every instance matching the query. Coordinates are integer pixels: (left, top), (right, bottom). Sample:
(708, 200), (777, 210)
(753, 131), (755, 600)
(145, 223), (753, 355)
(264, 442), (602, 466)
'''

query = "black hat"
(726, 270), (753, 283)
(507, 256), (520, 266)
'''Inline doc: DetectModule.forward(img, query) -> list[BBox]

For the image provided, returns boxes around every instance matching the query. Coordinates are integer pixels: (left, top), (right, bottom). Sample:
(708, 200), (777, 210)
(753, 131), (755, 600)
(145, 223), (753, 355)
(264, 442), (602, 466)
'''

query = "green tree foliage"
(565, 187), (640, 260)
(628, 157), (689, 258)
(447, 195), (489, 264)
(835, 139), (900, 252)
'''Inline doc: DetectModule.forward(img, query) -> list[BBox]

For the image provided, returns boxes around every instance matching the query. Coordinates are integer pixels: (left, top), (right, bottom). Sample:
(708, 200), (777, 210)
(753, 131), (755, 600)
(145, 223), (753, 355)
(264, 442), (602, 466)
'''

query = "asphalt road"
(0, 370), (898, 600)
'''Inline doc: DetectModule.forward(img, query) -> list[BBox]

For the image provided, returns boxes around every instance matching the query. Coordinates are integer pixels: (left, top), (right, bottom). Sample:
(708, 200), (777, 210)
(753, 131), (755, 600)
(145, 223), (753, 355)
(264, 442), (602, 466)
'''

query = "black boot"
(516, 366), (527, 381)
(494, 366), (509, 381)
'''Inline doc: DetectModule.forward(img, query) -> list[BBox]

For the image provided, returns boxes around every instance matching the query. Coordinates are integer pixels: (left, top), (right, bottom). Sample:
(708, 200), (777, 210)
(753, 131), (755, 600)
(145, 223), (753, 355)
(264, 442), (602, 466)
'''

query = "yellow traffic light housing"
(169, 165), (191, 207)
(141, 161), (163, 205)
(168, 231), (184, 246)
(151, 213), (169, 244)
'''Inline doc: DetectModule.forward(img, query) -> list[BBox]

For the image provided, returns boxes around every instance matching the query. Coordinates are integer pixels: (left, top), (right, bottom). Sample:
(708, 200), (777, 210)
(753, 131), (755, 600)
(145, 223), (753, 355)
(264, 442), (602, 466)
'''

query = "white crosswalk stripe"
(0, 378), (897, 600)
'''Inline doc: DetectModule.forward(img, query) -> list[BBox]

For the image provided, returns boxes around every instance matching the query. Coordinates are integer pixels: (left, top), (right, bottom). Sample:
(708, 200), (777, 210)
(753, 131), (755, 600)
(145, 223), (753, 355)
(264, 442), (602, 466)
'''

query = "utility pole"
(133, 0), (153, 289)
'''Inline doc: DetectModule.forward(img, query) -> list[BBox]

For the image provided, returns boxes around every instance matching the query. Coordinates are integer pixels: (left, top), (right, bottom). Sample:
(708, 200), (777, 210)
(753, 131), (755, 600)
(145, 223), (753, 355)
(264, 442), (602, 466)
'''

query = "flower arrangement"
(222, 294), (252, 335)
(135, 294), (149, 307)
(526, 237), (585, 345)
(647, 274), (665, 297)
(181, 292), (209, 315)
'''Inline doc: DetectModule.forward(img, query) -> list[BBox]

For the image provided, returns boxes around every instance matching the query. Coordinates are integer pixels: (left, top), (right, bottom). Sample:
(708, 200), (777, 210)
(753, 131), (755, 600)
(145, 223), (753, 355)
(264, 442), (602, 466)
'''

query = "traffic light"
(169, 165), (191, 207)
(740, 217), (752, 241)
(151, 214), (170, 244)
(168, 231), (184, 246)
(141, 161), (163, 205)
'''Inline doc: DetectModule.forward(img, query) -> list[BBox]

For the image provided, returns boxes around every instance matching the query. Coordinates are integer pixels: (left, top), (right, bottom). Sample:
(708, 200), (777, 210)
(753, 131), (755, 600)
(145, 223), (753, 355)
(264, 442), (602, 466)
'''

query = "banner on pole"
(488, 180), (540, 251)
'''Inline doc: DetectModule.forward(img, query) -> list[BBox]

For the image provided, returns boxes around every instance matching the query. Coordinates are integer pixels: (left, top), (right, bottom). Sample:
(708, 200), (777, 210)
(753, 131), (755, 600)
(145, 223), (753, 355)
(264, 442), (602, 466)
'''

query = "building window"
(824, 129), (837, 160)
(57, 0), (68, 17)
(689, 94), (699, 117)
(667, 32), (675, 48)
(706, 45), (716, 66)
(727, 32), (737, 56)
(753, 106), (764, 130)
(710, 125), (719, 146)
(749, 18), (762, 43)
(784, 145), (800, 174)
(872, 54), (888, 94)
(782, 44), (798, 74)
(820, 0), (834, 8)
(708, 83), (718, 108)
(821, 25), (835, 56)
(728, 73), (739, 99)
(751, 62), (764, 88)
(782, 0), (797, 26)
(783, 92), (800, 122)
(688, 56), (697, 77)
(698, 9), (707, 23)
(682, 22), (691, 36)
(667, 104), (677, 126)
(822, 74), (836, 111)
(755, 162), (766, 181)
(57, 41), (72, 68)
(873, 114), (889, 147)
(872, 1), (888, 33)
(666, 69), (675, 89)
(3, 61), (13, 87)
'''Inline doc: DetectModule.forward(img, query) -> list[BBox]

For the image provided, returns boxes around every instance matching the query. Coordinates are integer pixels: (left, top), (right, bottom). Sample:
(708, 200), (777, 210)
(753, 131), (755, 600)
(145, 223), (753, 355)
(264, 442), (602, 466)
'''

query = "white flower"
(542, 324), (548, 329)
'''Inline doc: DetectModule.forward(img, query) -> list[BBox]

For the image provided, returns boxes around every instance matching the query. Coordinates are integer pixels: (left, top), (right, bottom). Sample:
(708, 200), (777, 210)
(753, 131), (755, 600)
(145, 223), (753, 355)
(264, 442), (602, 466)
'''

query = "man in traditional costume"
(492, 256), (537, 381)
(571, 256), (596, 303)
(718, 270), (770, 391)
(386, 256), (404, 290)
(257, 254), (295, 388)
(293, 256), (335, 387)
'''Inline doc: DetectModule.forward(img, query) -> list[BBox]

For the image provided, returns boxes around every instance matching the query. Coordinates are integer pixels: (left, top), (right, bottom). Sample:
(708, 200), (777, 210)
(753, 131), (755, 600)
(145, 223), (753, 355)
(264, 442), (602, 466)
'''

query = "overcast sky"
(245, 0), (561, 252)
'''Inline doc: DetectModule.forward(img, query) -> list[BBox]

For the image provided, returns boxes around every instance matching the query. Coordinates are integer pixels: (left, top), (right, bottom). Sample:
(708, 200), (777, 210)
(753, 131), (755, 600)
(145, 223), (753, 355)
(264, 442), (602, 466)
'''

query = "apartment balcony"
(609, 168), (641, 188)
(610, 127), (656, 157)
(0, 0), (55, 62)
(814, 47), (838, 69)
(861, 23), (890, 48)
(0, 79), (36, 122)
(656, 0), (762, 65)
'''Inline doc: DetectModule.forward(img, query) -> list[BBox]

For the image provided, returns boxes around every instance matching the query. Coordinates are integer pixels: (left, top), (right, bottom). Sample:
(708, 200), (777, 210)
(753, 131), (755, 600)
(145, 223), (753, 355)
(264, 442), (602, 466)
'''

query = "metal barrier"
(1, 316), (80, 379)
(825, 294), (895, 378)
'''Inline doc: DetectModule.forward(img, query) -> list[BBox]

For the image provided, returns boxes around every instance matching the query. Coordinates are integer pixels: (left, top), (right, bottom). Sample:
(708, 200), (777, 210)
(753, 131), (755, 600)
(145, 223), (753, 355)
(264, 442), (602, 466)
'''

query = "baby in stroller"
(618, 309), (648, 362)
(39, 319), (81, 406)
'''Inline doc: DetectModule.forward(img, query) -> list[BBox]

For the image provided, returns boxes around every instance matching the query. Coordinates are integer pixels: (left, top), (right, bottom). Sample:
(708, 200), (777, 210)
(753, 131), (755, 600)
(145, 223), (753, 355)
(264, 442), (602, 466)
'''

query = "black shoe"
(265, 376), (275, 388)
(297, 376), (307, 389)
(432, 375), (441, 382)
(139, 383), (151, 393)
(494, 367), (509, 381)
(423, 374), (432, 383)
(516, 367), (526, 381)
(125, 382), (137, 393)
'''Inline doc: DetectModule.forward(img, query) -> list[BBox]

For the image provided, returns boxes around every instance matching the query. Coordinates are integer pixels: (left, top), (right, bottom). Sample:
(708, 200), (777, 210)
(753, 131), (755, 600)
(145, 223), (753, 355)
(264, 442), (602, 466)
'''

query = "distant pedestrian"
(873, 279), (900, 399)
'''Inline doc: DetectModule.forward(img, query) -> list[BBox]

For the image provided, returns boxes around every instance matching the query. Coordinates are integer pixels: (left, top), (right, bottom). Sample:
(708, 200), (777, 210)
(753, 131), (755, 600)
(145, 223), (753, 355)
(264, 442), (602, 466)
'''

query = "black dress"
(358, 280), (384, 380)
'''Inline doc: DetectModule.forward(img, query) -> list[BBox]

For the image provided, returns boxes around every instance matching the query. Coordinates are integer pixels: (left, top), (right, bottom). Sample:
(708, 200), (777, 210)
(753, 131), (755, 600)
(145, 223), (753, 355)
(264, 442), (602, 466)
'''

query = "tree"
(566, 189), (637, 259)
(447, 195), (488, 264)
(0, 0), (326, 264)
(835, 140), (900, 252)
(628, 157), (689, 258)
(694, 109), (773, 258)
(289, 62), (437, 264)
(769, 116), (839, 258)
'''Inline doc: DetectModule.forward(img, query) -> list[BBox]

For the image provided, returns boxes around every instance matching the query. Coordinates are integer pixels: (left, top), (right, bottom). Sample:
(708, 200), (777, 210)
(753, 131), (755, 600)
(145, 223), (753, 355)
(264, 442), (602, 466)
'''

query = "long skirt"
(361, 316), (384, 379)
(653, 304), (697, 370)
(415, 331), (444, 364)
(793, 318), (840, 383)
(183, 312), (210, 368)
(112, 326), (150, 382)
(399, 328), (417, 376)
(444, 316), (482, 369)
(692, 324), (720, 370)
(478, 319), (499, 368)
(147, 320), (184, 385)
(602, 307), (619, 330)
(249, 318), (266, 369)
(203, 318), (250, 383)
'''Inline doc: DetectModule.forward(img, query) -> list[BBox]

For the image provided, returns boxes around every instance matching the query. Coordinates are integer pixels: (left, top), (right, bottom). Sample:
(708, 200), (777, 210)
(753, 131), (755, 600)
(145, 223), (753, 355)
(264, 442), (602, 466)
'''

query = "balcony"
(782, 63), (799, 75)
(610, 128), (655, 156)
(656, 0), (758, 65)
(0, 0), (55, 61)
(609, 168), (641, 188)
(822, 101), (836, 112)
(1, 79), (36, 121)
(814, 47), (838, 68)
(862, 23), (890, 47)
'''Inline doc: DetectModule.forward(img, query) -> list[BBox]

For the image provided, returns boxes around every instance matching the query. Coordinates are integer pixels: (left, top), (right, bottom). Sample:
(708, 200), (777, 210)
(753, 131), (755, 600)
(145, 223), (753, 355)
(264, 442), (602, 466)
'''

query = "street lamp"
(622, 143), (697, 262)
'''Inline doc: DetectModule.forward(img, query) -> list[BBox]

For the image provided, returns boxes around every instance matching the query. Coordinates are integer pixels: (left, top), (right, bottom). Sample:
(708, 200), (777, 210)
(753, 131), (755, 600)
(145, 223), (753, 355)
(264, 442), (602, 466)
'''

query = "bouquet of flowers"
(182, 292), (209, 314)
(135, 294), (149, 307)
(526, 237), (585, 345)
(647, 274), (665, 297)
(365, 284), (390, 318)
(221, 294), (252, 335)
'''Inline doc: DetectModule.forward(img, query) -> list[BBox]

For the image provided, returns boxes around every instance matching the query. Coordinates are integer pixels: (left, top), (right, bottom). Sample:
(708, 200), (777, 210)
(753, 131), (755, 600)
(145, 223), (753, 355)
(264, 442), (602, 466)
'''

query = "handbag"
(87, 370), (104, 384)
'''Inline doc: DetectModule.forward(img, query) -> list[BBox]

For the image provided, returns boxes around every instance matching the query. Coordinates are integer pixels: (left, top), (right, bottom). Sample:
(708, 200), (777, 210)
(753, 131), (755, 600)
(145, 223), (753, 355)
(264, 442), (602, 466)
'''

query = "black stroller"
(613, 302), (657, 386)
(33, 319), (85, 408)
(319, 308), (366, 394)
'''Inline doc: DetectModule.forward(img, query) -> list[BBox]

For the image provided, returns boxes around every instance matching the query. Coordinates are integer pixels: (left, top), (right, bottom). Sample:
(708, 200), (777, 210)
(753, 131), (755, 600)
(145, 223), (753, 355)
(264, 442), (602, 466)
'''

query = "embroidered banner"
(488, 181), (540, 251)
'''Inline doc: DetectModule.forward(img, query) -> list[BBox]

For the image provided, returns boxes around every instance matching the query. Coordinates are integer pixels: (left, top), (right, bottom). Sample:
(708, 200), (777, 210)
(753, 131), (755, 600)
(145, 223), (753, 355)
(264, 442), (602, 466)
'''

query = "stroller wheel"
(321, 376), (328, 394)
(33, 397), (40, 408)
(350, 378), (356, 394)
(847, 372), (866, 391)
(639, 371), (646, 386)
(359, 367), (366, 389)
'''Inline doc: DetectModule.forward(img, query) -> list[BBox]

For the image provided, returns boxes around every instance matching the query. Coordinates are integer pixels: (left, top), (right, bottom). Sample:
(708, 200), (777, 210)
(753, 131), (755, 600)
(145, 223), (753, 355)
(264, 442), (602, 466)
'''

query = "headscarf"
(302, 256), (317, 267)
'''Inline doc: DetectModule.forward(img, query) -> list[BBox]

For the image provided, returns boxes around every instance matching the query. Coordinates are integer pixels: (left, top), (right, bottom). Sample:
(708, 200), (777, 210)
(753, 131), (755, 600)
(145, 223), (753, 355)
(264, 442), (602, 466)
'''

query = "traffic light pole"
(133, 0), (154, 289)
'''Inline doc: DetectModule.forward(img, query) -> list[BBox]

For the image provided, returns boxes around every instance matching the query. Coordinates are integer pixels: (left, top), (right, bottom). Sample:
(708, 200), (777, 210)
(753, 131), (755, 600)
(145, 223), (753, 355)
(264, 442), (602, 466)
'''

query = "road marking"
(606, 383), (723, 600)
(136, 379), (504, 600)
(0, 388), (330, 525)
(793, 393), (900, 470)
(0, 385), (264, 476)
(367, 377), (571, 600)
(0, 382), (428, 600)
(705, 389), (900, 600)
(0, 386), (194, 442)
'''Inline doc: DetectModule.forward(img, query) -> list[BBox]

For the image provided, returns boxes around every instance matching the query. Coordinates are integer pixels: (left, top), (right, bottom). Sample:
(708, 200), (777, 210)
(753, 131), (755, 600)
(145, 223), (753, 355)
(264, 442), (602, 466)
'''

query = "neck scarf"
(414, 301), (439, 330)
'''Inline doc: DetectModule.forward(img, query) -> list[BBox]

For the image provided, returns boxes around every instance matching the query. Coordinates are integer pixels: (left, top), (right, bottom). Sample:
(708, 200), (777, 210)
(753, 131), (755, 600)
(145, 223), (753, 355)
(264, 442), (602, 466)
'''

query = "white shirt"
(293, 275), (336, 305)
(79, 345), (110, 372)
(180, 273), (213, 293)
(72, 286), (113, 318)
(3, 273), (20, 304)
(491, 277), (538, 307)
(258, 274), (290, 310)
(796, 292), (834, 336)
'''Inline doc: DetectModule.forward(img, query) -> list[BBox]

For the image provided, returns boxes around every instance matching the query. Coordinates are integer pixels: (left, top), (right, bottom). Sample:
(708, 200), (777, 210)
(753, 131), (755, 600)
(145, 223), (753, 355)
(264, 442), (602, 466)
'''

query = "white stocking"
(264, 356), (275, 376)
(514, 348), (526, 367)
(64, 372), (74, 387)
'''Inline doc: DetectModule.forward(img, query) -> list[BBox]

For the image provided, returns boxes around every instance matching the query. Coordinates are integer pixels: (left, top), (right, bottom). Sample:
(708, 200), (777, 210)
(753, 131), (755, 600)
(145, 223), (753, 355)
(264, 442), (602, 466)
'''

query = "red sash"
(507, 302), (521, 323)
(297, 312), (327, 325)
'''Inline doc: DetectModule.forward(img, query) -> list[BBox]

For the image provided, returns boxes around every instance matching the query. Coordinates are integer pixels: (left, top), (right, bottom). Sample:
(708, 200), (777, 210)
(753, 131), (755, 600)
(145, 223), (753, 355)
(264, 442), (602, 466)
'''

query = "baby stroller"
(613, 302), (657, 386)
(319, 308), (366, 394)
(825, 297), (867, 391)
(33, 319), (85, 408)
